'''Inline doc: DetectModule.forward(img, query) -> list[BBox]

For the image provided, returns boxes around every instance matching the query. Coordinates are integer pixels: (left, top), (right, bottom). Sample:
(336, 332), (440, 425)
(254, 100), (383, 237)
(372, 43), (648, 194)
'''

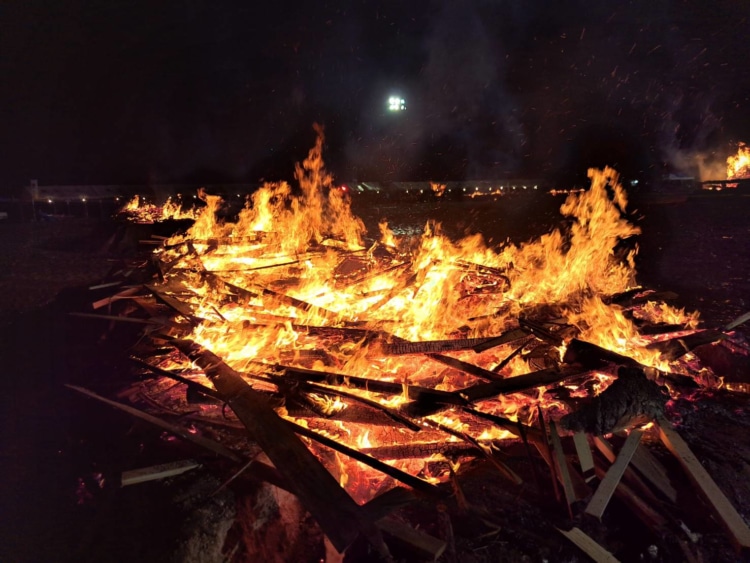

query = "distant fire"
(727, 142), (750, 180)
(118, 194), (198, 223)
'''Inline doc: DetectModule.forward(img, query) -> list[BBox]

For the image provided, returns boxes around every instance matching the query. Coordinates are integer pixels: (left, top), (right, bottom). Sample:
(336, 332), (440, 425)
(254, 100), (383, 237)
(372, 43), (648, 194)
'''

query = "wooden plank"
(92, 286), (141, 309)
(549, 421), (577, 508)
(585, 429), (643, 521)
(376, 517), (447, 561)
(427, 354), (503, 382)
(286, 419), (441, 496)
(471, 328), (529, 352)
(556, 527), (621, 563)
(573, 432), (596, 483)
(646, 329), (723, 361)
(170, 339), (389, 556)
(460, 366), (585, 402)
(121, 459), (201, 486)
(593, 464), (668, 532)
(277, 363), (467, 406)
(592, 436), (664, 506)
(630, 443), (678, 503)
(380, 336), (500, 356)
(65, 384), (242, 462)
(657, 417), (750, 553)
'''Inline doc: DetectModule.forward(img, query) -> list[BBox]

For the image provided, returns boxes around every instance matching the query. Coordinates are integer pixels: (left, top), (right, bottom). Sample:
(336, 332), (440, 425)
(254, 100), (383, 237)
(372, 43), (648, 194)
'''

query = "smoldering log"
(560, 367), (668, 435)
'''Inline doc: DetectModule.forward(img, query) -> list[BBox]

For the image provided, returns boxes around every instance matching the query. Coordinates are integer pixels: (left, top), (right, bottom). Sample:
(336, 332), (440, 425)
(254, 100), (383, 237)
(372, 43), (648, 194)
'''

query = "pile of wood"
(70, 226), (750, 562)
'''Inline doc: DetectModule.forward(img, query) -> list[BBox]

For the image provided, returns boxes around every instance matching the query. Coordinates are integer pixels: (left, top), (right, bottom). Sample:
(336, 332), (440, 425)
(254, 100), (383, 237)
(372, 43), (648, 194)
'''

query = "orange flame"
(727, 142), (750, 179)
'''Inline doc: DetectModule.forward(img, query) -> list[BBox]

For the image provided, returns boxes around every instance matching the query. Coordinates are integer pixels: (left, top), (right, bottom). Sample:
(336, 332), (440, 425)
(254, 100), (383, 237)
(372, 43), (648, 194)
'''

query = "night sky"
(2, 0), (749, 191)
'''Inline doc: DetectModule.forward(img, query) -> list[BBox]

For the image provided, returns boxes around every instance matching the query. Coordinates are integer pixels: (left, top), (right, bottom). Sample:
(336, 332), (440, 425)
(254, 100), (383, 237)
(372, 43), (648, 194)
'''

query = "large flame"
(727, 142), (750, 180)
(151, 128), (700, 501)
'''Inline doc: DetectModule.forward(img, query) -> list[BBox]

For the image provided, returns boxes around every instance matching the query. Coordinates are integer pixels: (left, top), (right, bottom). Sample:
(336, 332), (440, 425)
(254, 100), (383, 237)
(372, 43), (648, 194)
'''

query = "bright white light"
(388, 96), (406, 111)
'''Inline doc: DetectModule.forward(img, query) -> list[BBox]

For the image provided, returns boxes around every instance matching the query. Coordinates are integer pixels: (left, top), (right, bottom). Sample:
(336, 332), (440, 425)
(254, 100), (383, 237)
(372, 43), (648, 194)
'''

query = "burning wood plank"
(169, 339), (389, 555)
(427, 354), (504, 382)
(585, 429), (643, 521)
(273, 363), (461, 403)
(647, 329), (724, 361)
(379, 336), (505, 356)
(460, 366), (585, 403)
(573, 432), (596, 483)
(657, 417), (750, 554)
(358, 442), (477, 460)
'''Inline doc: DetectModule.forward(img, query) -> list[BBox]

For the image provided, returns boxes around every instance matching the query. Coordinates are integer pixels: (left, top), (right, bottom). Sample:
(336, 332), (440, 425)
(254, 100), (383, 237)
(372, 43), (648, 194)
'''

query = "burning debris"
(117, 194), (199, 224)
(727, 142), (750, 180)
(71, 129), (750, 561)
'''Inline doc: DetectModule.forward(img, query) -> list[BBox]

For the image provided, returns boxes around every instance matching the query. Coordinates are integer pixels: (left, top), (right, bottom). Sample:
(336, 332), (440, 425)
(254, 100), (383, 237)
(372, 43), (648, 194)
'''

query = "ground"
(0, 191), (748, 562)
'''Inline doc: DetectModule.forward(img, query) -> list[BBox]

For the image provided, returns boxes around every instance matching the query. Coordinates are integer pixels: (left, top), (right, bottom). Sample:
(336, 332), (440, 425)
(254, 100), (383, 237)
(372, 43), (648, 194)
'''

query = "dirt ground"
(0, 192), (748, 562)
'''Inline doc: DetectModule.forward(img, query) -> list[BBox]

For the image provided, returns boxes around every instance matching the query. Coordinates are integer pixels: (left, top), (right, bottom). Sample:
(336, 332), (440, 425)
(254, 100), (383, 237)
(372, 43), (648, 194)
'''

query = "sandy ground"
(0, 193), (748, 562)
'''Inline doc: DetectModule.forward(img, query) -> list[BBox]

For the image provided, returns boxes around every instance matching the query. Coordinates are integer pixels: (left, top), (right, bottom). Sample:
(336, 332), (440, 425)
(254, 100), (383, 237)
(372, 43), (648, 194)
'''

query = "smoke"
(421, 1), (525, 178)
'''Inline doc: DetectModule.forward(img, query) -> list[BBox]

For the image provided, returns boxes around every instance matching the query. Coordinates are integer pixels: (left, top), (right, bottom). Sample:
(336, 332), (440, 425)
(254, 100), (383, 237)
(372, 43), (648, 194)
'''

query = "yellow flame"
(727, 142), (750, 180)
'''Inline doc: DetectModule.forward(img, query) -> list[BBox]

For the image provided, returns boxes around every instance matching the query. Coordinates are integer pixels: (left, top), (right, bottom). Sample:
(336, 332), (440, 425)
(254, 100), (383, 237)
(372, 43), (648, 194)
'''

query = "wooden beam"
(630, 443), (678, 503)
(376, 517), (447, 561)
(549, 421), (577, 509)
(573, 432), (596, 483)
(557, 527), (621, 563)
(427, 354), (504, 382)
(170, 339), (388, 556)
(121, 459), (201, 486)
(585, 429), (642, 521)
(65, 384), (242, 462)
(460, 366), (585, 402)
(657, 417), (750, 554)
(379, 336), (501, 356)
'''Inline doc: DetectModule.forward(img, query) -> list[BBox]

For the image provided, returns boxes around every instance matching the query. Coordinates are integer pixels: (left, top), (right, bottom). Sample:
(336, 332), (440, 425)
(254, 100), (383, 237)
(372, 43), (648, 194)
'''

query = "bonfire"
(72, 127), (750, 561)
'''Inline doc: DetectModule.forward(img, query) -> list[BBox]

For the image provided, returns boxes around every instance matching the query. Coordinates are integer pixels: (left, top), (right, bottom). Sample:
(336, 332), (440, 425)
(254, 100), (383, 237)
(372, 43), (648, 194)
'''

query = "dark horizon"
(2, 1), (749, 192)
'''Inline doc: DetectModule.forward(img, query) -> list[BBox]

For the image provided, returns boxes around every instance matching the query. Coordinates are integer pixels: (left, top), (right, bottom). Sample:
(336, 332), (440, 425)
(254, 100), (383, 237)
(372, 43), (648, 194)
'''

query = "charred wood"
(560, 367), (668, 435)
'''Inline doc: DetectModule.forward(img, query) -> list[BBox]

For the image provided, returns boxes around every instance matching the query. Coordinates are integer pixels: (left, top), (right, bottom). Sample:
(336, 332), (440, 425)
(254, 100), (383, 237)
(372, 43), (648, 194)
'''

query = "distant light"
(475, 187), (479, 191)
(523, 186), (527, 190)
(47, 199), (52, 203)
(388, 96), (406, 111)
(82, 198), (86, 202)
(533, 185), (538, 190)
(462, 187), (466, 192)
(115, 197), (120, 201)
(500, 186), (504, 190)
